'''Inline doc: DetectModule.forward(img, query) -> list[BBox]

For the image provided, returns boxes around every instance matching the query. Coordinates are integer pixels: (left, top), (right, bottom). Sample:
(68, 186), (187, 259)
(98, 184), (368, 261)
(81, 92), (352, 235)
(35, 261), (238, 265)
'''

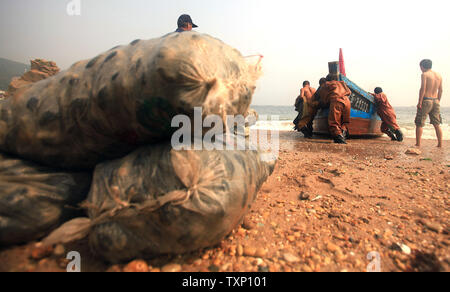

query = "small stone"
(221, 263), (232, 272)
(53, 244), (65, 257)
(161, 263), (182, 273)
(213, 258), (221, 266)
(25, 264), (37, 273)
(255, 248), (268, 258)
(328, 210), (341, 219)
(229, 245), (237, 256)
(283, 253), (300, 263)
(106, 265), (122, 272)
(359, 217), (370, 224)
(291, 226), (302, 232)
(326, 242), (340, 253)
(237, 245), (244, 256)
(253, 258), (264, 266)
(424, 222), (443, 233)
(123, 260), (149, 272)
(242, 218), (256, 230)
(236, 228), (247, 236)
(354, 259), (363, 268)
(57, 258), (70, 269)
(244, 246), (256, 257)
(395, 259), (407, 271)
(37, 258), (51, 269)
(406, 148), (421, 155)
(311, 195), (323, 202)
(299, 192), (310, 201)
(390, 243), (402, 252)
(208, 265), (220, 272)
(401, 244), (411, 255)
(31, 243), (53, 260)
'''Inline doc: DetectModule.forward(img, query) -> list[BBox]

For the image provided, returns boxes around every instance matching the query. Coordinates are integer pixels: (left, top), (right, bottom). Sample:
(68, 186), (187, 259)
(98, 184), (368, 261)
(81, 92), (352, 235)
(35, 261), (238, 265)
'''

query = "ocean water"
(250, 105), (450, 141)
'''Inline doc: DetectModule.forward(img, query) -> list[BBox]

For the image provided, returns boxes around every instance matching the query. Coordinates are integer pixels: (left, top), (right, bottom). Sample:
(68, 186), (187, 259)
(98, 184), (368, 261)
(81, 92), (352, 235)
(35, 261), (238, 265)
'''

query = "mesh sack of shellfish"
(0, 32), (261, 169)
(0, 153), (91, 246)
(42, 141), (275, 263)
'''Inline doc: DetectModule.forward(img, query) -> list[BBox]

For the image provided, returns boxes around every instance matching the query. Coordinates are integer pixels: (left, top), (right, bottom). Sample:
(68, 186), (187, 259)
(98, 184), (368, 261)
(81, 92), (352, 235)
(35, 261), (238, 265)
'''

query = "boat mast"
(339, 48), (346, 77)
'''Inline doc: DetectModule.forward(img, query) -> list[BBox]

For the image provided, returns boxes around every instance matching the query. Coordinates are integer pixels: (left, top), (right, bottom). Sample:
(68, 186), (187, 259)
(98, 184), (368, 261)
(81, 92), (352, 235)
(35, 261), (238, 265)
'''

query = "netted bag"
(0, 153), (91, 246)
(0, 32), (261, 169)
(43, 143), (275, 263)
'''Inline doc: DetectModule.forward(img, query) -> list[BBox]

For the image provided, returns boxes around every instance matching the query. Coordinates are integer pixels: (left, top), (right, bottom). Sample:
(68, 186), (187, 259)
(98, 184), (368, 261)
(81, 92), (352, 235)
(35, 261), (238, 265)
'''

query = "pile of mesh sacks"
(0, 32), (275, 263)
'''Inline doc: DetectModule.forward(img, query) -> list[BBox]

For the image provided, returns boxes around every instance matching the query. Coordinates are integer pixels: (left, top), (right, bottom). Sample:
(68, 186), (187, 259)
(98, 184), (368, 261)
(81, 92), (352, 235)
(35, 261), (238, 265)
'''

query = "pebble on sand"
(123, 260), (150, 272)
(283, 253), (300, 263)
(161, 263), (182, 273)
(237, 245), (244, 256)
(299, 192), (310, 201)
(53, 244), (65, 257)
(405, 148), (421, 155)
(400, 244), (412, 255)
(106, 265), (122, 272)
(31, 243), (53, 260)
(422, 221), (443, 233)
(326, 242), (340, 253)
(242, 217), (256, 230)
(244, 246), (257, 257)
(255, 248), (268, 258)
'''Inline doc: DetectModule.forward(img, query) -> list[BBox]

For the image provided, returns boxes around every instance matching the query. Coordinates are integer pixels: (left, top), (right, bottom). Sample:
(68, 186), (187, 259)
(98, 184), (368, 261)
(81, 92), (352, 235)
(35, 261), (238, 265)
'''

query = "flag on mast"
(339, 48), (346, 76)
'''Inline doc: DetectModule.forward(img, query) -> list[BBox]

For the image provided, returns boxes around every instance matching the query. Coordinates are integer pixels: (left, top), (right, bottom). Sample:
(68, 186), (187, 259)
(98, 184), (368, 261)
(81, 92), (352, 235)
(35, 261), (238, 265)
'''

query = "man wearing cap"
(175, 14), (198, 32)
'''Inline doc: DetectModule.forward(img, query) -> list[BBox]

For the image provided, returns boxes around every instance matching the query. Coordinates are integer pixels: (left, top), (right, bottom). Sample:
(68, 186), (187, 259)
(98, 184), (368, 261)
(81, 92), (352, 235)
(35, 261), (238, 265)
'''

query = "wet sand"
(0, 133), (449, 272)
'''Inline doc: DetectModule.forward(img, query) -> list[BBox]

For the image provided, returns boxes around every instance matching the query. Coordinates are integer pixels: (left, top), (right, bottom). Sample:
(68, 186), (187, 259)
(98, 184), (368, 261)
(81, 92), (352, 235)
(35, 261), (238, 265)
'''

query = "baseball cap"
(177, 14), (198, 28)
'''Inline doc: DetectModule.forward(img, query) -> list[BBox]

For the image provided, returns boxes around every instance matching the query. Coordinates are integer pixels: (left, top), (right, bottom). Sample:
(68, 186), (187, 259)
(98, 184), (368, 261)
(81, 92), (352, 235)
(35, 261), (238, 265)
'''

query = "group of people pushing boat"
(293, 73), (403, 144)
(294, 59), (443, 148)
(294, 59), (444, 147)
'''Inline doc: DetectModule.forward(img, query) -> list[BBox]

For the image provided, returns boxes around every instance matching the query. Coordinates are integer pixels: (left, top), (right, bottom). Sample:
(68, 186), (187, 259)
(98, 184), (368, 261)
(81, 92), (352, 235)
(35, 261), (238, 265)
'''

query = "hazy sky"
(1, 0), (449, 106)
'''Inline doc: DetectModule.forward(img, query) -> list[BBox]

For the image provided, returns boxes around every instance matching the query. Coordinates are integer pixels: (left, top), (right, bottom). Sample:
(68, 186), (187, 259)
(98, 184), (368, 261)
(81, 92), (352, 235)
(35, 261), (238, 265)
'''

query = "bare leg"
(416, 127), (423, 147)
(433, 124), (443, 148)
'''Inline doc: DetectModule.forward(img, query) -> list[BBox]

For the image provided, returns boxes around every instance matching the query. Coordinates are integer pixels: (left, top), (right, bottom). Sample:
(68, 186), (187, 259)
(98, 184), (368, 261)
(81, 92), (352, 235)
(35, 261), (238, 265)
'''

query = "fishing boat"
(312, 58), (383, 137)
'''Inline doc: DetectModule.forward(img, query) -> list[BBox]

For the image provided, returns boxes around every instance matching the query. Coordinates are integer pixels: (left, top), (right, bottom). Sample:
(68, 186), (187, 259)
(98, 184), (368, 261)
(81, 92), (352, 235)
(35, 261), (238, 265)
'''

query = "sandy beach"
(0, 133), (448, 272)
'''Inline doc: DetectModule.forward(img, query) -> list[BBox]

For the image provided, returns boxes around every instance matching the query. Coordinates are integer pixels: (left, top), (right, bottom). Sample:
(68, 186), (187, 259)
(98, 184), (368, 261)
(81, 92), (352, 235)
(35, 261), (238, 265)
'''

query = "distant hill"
(0, 58), (30, 90)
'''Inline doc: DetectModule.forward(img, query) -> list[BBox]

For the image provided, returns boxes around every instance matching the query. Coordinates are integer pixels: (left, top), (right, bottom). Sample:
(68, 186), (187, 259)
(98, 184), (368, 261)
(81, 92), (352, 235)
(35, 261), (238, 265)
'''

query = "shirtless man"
(415, 59), (443, 147)
(294, 81), (317, 138)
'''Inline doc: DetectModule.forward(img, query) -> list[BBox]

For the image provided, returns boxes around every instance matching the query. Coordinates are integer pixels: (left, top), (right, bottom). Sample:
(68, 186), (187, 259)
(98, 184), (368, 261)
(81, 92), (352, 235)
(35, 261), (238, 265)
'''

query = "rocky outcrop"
(6, 59), (60, 96)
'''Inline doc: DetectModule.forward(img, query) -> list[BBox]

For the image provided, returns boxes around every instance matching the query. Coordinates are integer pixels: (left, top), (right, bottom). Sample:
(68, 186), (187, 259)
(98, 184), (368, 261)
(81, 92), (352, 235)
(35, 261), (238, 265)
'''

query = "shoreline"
(251, 124), (450, 141)
(275, 132), (449, 161)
